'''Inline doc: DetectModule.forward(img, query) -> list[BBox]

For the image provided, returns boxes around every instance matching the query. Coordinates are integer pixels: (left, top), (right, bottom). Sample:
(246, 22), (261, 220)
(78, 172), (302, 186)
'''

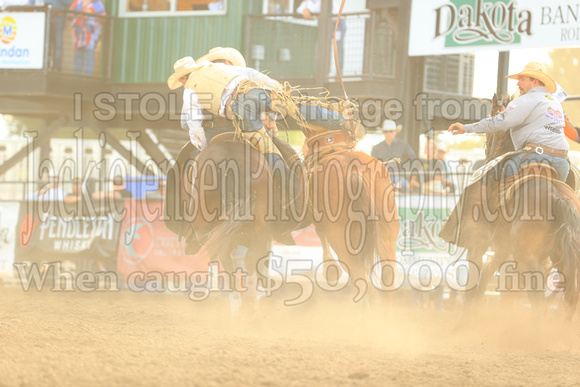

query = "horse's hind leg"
(229, 235), (274, 311)
(462, 245), (499, 314)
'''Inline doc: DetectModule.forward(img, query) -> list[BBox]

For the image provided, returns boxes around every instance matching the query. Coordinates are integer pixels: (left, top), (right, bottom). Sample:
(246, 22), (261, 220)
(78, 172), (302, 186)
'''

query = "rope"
(333, 0), (355, 133)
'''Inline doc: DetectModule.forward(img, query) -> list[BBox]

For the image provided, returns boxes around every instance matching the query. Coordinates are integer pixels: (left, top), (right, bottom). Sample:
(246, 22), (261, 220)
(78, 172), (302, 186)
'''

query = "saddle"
(210, 130), (279, 156)
(489, 163), (559, 214)
(439, 155), (576, 248)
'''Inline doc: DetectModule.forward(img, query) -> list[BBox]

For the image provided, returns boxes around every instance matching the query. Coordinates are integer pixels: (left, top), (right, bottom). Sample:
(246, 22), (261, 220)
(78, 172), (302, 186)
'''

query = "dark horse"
(302, 128), (399, 294)
(185, 134), (307, 279)
(440, 94), (580, 319)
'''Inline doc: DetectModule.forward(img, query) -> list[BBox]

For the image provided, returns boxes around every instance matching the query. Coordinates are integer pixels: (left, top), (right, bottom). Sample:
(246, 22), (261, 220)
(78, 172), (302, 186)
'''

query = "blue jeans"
(74, 48), (96, 76)
(231, 88), (344, 132)
(504, 152), (570, 182)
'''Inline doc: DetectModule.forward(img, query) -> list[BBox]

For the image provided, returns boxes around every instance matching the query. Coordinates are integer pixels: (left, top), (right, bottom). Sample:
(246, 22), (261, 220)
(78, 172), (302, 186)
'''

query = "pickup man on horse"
(440, 63), (580, 317)
(448, 62), (570, 182)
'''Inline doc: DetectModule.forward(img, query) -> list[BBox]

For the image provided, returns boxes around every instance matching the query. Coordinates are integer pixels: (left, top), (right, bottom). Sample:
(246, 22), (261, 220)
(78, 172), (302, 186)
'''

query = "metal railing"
(245, 9), (397, 82)
(1, 5), (114, 79)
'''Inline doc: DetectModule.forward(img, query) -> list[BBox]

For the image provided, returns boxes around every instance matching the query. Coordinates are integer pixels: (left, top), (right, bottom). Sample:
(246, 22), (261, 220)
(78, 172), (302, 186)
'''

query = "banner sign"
(7, 197), (465, 284)
(395, 194), (466, 287)
(0, 12), (45, 69)
(409, 0), (580, 56)
(116, 201), (212, 278)
(0, 202), (20, 275)
(15, 205), (122, 262)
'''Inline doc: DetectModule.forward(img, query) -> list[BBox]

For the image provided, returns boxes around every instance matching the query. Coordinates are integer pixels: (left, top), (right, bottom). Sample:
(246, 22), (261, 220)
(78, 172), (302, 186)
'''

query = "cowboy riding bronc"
(165, 47), (365, 252)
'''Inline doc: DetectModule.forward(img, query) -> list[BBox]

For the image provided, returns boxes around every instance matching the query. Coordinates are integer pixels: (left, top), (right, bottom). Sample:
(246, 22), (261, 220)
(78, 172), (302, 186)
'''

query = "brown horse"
(303, 129), (399, 296)
(441, 94), (580, 319)
(186, 136), (307, 284)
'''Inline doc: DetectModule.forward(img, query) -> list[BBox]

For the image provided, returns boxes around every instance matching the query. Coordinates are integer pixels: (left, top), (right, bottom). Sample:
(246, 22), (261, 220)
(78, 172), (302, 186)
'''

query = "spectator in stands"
(412, 139), (454, 194)
(26, 174), (67, 201)
(93, 175), (133, 200)
(208, 0), (222, 11)
(63, 176), (95, 203)
(46, 0), (72, 71)
(62, 176), (100, 215)
(70, 0), (106, 76)
(64, 176), (82, 204)
(371, 119), (416, 163)
(371, 119), (416, 190)
(267, 0), (290, 13)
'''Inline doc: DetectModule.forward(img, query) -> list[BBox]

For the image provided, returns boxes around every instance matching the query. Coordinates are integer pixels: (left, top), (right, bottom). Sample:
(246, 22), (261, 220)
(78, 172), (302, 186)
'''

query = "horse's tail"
(204, 195), (253, 263)
(553, 195), (580, 318)
(348, 173), (376, 278)
(349, 172), (398, 280)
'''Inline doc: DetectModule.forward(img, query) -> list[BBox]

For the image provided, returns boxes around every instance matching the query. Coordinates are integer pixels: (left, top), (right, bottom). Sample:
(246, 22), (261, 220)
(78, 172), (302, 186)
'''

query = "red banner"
(116, 201), (211, 278)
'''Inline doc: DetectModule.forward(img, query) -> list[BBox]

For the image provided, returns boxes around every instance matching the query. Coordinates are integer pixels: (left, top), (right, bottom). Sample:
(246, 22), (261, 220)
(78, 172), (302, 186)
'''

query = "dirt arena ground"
(1, 285), (579, 386)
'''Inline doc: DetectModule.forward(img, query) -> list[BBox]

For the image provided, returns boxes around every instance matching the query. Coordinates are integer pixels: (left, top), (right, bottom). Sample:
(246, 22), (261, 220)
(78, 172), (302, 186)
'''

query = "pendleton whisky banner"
(15, 204), (122, 262)
(409, 0), (580, 56)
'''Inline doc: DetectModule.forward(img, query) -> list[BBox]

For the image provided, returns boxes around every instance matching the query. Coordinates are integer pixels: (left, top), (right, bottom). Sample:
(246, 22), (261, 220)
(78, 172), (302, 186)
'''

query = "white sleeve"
(182, 89), (207, 150)
(464, 99), (534, 135)
(187, 122), (208, 150)
(181, 88), (204, 128)
(297, 0), (320, 14)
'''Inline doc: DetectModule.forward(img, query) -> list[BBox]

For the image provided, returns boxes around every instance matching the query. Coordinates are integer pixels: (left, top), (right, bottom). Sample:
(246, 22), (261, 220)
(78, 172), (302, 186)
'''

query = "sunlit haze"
(473, 48), (553, 98)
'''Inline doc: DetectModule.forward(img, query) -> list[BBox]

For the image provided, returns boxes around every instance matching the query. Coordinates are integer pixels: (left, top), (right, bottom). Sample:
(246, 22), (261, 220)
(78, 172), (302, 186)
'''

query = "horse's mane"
(485, 93), (516, 162)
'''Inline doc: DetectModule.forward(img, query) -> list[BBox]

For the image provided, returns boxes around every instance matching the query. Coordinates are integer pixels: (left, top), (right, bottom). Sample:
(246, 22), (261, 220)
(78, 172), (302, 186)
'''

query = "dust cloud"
(0, 286), (579, 386)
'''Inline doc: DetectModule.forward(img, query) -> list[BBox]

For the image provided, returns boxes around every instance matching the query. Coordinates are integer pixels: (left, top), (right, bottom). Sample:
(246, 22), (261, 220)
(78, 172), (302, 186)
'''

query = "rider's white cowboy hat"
(380, 119), (400, 132)
(196, 47), (246, 67)
(505, 62), (556, 93)
(167, 56), (206, 90)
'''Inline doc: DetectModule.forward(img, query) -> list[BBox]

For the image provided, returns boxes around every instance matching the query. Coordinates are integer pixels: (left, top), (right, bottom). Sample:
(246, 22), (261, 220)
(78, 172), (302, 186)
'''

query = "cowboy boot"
(245, 128), (297, 190)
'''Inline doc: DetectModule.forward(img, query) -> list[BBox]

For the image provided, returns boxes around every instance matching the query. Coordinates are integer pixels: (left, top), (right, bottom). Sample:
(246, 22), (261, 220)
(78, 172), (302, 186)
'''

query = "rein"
(333, 0), (355, 132)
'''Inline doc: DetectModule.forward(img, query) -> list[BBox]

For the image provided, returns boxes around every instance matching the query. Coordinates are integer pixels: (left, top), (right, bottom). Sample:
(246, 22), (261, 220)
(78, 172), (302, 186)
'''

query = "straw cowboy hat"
(381, 119), (400, 132)
(167, 56), (206, 90)
(197, 47), (246, 67)
(505, 62), (556, 93)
